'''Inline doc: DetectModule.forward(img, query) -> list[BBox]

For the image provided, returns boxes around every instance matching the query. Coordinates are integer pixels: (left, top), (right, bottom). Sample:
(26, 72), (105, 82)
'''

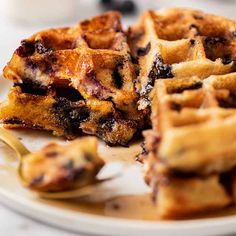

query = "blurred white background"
(0, 0), (236, 71)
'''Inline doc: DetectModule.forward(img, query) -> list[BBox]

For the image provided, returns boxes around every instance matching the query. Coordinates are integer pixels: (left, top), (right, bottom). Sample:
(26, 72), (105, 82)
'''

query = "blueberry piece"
(190, 39), (195, 46)
(218, 91), (236, 108)
(149, 56), (173, 79)
(143, 55), (173, 97)
(25, 58), (37, 70)
(14, 80), (48, 96)
(30, 175), (44, 186)
(221, 54), (232, 65)
(63, 160), (74, 170)
(204, 37), (227, 46)
(84, 153), (93, 162)
(174, 81), (202, 93)
(99, 116), (115, 132)
(137, 42), (151, 56)
(112, 63), (123, 89)
(15, 40), (35, 57)
(171, 103), (182, 112)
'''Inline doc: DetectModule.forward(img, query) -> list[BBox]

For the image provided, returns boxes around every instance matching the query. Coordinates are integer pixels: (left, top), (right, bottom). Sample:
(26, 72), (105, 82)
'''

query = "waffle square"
(129, 8), (236, 109)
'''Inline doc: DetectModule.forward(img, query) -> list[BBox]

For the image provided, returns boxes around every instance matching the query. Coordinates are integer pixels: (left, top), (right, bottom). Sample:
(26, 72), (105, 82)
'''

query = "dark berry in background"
(100, 0), (137, 15)
(119, 0), (137, 14)
(100, 0), (113, 5)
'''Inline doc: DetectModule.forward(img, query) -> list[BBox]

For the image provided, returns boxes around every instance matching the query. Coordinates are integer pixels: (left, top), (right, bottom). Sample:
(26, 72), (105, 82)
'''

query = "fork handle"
(0, 128), (30, 159)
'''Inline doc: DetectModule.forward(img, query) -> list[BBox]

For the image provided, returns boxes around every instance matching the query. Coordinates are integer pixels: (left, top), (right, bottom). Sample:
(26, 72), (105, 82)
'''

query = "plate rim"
(0, 185), (236, 236)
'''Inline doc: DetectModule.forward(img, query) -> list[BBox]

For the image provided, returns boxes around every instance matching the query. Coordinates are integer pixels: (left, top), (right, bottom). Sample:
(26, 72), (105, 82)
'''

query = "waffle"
(143, 128), (236, 219)
(150, 74), (236, 174)
(142, 71), (236, 218)
(0, 12), (147, 146)
(136, 8), (236, 218)
(129, 8), (236, 110)
(20, 137), (104, 192)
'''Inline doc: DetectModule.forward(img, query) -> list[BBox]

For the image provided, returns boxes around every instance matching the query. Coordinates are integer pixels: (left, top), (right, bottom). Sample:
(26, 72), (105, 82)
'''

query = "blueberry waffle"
(129, 8), (236, 110)
(134, 8), (236, 218)
(142, 73), (236, 218)
(0, 12), (146, 145)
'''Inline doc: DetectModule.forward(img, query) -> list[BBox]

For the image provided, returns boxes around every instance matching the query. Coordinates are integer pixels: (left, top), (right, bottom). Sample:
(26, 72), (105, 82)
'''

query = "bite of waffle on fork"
(2, 8), (236, 218)
(20, 137), (104, 192)
(0, 11), (147, 146)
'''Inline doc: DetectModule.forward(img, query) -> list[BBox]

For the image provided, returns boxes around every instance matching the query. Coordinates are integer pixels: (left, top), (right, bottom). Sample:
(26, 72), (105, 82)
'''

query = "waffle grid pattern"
(1, 12), (146, 146)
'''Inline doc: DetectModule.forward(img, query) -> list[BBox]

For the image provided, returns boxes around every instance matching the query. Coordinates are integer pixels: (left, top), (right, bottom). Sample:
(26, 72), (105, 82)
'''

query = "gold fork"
(0, 128), (115, 200)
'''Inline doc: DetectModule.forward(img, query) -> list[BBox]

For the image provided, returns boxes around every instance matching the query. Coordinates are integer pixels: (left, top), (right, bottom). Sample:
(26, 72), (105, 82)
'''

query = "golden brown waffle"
(142, 128), (236, 219)
(151, 73), (236, 174)
(135, 8), (236, 218)
(155, 175), (232, 219)
(129, 8), (236, 110)
(141, 72), (236, 218)
(1, 12), (147, 145)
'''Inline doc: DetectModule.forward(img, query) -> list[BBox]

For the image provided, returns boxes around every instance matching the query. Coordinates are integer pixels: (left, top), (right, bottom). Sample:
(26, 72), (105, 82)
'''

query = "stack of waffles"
(3, 8), (236, 218)
(0, 12), (147, 146)
(130, 8), (236, 218)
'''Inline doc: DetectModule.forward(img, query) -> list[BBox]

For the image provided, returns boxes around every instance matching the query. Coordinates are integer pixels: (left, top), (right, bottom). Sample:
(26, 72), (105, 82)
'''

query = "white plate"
(1, 79), (236, 236)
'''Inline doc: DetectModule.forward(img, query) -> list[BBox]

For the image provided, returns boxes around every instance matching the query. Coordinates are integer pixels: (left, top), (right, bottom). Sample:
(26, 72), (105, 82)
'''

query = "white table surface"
(1, 0), (236, 235)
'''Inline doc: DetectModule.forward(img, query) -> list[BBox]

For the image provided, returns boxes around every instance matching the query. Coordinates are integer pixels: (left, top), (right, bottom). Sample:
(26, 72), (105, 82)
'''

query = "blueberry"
(204, 37), (227, 46)
(190, 39), (195, 46)
(15, 40), (35, 57)
(137, 42), (151, 56)
(112, 62), (124, 89)
(221, 54), (232, 65)
(149, 56), (173, 79)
